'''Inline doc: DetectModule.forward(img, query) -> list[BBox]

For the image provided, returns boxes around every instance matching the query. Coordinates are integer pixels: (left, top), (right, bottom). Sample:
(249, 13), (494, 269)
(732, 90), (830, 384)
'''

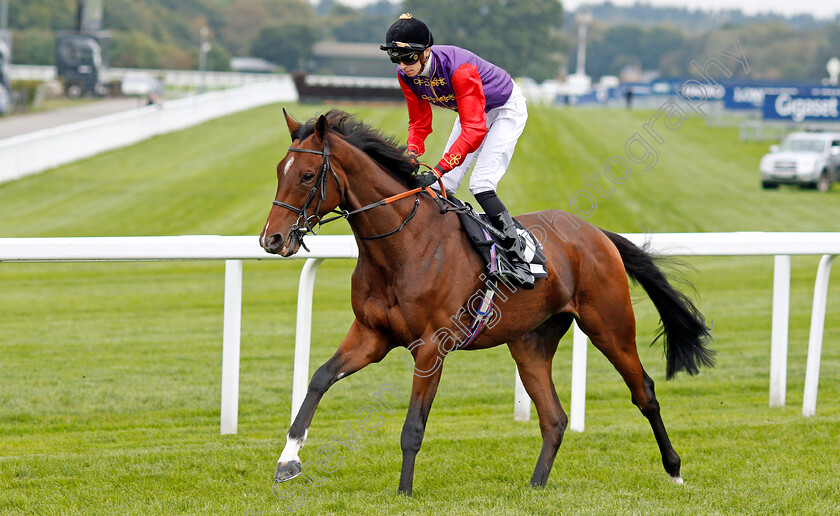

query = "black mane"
(292, 110), (417, 186)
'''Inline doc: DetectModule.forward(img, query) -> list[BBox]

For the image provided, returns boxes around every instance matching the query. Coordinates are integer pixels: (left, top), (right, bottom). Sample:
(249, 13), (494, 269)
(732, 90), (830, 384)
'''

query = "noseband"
(271, 137), (430, 250)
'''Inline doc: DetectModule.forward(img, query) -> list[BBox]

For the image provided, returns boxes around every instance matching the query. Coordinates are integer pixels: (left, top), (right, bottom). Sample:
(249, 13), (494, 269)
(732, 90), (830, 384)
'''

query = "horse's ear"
(283, 108), (300, 140)
(314, 114), (329, 144)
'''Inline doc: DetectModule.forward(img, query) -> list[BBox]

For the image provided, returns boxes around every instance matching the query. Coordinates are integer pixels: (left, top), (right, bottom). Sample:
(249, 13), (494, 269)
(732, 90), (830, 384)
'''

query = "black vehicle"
(55, 32), (106, 98)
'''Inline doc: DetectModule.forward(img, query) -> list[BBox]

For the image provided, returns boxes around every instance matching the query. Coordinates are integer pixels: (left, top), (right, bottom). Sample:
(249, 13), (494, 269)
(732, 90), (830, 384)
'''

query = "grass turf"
(1, 102), (839, 515)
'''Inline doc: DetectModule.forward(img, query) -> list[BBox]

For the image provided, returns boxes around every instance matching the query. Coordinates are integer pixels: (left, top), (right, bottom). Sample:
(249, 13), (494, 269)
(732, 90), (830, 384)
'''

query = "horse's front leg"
(274, 319), (390, 482)
(398, 345), (445, 496)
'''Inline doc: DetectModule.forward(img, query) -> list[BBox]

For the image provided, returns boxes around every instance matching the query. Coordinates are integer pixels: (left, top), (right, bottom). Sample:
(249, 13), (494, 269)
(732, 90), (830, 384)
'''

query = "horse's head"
(260, 110), (345, 257)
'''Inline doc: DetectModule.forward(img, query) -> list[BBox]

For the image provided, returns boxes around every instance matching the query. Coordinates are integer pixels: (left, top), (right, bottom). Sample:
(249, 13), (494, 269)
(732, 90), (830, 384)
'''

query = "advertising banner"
(762, 93), (840, 122)
(724, 82), (825, 110)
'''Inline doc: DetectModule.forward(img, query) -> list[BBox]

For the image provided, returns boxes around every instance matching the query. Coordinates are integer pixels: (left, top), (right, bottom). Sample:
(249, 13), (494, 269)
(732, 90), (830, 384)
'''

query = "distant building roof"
(230, 57), (279, 73)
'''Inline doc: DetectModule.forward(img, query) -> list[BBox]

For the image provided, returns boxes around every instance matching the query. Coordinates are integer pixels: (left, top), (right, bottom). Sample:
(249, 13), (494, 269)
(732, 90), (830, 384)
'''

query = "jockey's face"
(399, 48), (430, 77)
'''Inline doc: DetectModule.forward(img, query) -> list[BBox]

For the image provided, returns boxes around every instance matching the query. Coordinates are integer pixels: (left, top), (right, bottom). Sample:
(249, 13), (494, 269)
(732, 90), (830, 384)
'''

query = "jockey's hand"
(406, 151), (420, 176)
(409, 165), (442, 189)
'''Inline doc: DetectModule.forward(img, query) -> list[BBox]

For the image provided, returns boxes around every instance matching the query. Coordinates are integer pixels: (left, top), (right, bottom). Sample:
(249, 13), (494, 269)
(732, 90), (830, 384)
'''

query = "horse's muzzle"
(261, 230), (301, 257)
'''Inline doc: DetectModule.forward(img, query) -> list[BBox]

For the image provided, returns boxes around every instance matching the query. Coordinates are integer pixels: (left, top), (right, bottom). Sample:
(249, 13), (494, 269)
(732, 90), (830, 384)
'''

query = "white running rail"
(0, 81), (297, 185)
(1, 232), (837, 435)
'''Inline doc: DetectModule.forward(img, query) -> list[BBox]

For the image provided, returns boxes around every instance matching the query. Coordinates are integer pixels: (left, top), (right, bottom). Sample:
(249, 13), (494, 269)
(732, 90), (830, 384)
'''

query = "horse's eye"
(301, 172), (316, 183)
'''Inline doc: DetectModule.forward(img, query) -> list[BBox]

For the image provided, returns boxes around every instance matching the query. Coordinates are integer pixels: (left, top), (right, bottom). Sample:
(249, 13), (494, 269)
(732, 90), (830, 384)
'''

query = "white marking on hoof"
(668, 474), (684, 485)
(278, 431), (307, 463)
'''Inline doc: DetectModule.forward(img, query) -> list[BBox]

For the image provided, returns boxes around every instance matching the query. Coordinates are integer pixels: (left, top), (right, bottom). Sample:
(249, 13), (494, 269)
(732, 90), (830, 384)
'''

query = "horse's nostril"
(265, 233), (283, 251)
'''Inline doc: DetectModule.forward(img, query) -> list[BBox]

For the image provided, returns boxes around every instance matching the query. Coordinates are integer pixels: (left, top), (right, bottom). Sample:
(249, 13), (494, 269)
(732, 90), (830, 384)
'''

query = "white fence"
(8, 64), (59, 82)
(557, 232), (840, 432)
(9, 64), (288, 89)
(114, 68), (287, 89)
(0, 81), (298, 185)
(0, 233), (837, 435)
(0, 235), (357, 435)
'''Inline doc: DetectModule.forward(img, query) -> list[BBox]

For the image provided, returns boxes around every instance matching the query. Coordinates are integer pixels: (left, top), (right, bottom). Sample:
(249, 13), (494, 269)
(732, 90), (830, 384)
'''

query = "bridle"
(272, 137), (440, 251)
(272, 139), (343, 251)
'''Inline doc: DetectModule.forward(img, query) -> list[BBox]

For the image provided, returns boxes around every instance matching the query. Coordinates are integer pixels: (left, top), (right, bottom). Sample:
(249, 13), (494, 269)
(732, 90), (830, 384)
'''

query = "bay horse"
(260, 109), (713, 495)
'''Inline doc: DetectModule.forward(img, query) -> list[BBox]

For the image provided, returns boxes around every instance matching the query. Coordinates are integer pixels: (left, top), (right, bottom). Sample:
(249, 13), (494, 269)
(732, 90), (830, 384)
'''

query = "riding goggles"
(381, 42), (427, 64)
(389, 51), (422, 64)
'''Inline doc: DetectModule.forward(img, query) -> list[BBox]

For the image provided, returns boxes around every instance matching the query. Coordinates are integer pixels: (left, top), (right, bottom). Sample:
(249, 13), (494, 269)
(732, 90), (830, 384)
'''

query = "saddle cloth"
(450, 197), (548, 279)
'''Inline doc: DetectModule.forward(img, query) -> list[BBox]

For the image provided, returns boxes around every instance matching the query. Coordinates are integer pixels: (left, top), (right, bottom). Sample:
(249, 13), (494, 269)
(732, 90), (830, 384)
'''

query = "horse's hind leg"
(577, 299), (684, 484)
(507, 313), (573, 487)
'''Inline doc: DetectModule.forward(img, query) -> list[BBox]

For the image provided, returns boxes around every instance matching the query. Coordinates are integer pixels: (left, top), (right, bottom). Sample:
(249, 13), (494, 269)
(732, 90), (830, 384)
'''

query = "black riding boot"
(475, 191), (535, 289)
(488, 210), (535, 290)
(474, 190), (535, 289)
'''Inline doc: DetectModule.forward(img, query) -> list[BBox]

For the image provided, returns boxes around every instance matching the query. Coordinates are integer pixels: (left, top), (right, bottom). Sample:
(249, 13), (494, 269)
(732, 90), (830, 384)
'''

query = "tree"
(206, 45), (232, 72)
(660, 22), (822, 80)
(9, 29), (55, 65)
(327, 3), (393, 44)
(221, 2), (271, 56)
(110, 31), (167, 69)
(582, 25), (645, 79)
(250, 24), (317, 72)
(639, 26), (685, 71)
(7, 0), (75, 31)
(401, 0), (565, 81)
(221, 0), (315, 56)
(568, 24), (687, 80)
(809, 23), (840, 81)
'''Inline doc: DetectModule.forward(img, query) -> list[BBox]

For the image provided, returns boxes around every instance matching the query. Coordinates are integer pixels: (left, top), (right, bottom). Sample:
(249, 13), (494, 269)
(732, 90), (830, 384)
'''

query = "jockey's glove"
(410, 166), (442, 189)
(406, 151), (420, 176)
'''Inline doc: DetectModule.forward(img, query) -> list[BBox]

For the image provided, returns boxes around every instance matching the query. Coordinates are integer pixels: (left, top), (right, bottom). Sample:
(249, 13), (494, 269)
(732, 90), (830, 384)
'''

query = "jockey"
(381, 13), (534, 290)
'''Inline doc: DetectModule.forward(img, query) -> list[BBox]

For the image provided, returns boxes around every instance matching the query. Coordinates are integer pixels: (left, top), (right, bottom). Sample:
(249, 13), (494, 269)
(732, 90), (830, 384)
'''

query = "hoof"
(668, 474), (684, 485)
(274, 460), (302, 483)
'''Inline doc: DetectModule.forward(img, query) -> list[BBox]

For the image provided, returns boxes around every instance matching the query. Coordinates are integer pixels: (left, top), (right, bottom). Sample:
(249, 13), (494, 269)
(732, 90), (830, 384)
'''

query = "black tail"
(601, 229), (715, 379)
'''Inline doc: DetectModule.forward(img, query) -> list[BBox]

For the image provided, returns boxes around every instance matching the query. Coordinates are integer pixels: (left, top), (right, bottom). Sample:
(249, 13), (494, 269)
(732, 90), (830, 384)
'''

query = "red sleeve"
(437, 63), (487, 173)
(399, 76), (433, 156)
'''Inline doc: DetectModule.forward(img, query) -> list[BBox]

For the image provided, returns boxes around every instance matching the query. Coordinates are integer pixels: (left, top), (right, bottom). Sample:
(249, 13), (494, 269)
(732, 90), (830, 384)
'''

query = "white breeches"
(437, 82), (528, 195)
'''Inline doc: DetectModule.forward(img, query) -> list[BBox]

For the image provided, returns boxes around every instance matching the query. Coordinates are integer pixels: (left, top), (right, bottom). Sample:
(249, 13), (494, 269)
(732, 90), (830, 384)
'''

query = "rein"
(273, 140), (444, 249)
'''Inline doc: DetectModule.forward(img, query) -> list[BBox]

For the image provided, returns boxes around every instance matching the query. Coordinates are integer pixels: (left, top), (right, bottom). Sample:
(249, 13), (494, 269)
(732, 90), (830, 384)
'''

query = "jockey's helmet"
(380, 14), (433, 64)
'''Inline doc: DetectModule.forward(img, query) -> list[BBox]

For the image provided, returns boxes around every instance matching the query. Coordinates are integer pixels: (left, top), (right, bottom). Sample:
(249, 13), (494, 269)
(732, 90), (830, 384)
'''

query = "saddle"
(432, 196), (547, 349)
(446, 197), (547, 285)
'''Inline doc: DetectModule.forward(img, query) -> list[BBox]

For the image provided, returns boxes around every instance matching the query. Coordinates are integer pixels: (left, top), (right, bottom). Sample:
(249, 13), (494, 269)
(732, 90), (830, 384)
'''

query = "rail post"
(220, 259), (243, 435)
(769, 255), (791, 407)
(514, 369), (531, 421)
(803, 254), (836, 416)
(291, 258), (325, 423)
(569, 323), (588, 432)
